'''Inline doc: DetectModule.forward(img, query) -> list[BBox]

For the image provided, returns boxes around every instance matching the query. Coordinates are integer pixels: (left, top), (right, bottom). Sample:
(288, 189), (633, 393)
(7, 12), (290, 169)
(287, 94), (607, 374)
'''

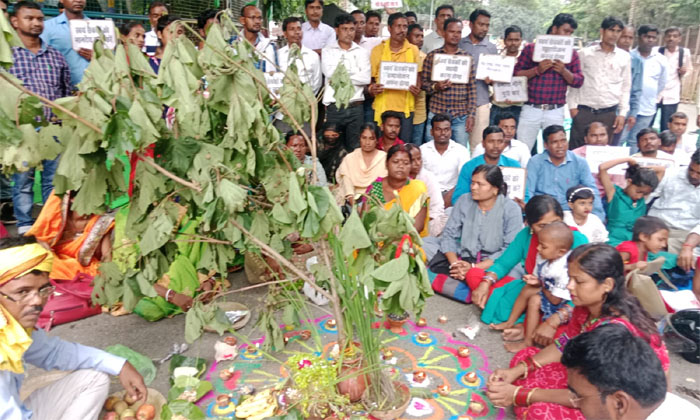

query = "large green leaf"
(338, 210), (372, 257)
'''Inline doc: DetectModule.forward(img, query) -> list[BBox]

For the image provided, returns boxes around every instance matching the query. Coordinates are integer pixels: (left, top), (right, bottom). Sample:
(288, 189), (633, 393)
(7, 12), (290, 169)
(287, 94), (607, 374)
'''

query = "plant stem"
(135, 152), (203, 192)
(318, 241), (346, 348)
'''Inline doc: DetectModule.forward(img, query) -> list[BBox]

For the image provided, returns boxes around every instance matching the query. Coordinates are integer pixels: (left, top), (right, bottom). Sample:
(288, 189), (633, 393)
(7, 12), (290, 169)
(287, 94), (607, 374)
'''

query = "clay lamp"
(223, 336), (237, 346)
(469, 400), (485, 414)
(219, 367), (234, 381)
(216, 394), (231, 407)
(413, 370), (427, 383)
(382, 349), (394, 360)
(457, 416), (473, 420)
(437, 384), (450, 396)
(416, 332), (430, 342)
(326, 319), (337, 328)
(438, 315), (448, 324)
(465, 371), (479, 384)
(457, 347), (471, 358)
(416, 317), (427, 327)
(300, 330), (311, 340)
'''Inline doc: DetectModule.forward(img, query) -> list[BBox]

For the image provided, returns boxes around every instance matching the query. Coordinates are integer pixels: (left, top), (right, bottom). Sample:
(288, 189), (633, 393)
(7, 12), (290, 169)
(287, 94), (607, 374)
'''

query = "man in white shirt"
(274, 17), (322, 135)
(143, 1), (167, 56)
(652, 27), (693, 132)
(648, 149), (700, 253)
(667, 112), (698, 155)
(0, 237), (147, 420)
(624, 25), (668, 153)
(351, 9), (382, 53)
(235, 5), (277, 73)
(322, 13), (371, 151)
(422, 4), (453, 53)
(420, 113), (470, 207)
(568, 16), (631, 149)
(631, 128), (676, 162)
(472, 112), (530, 168)
(301, 0), (335, 55)
(562, 323), (700, 420)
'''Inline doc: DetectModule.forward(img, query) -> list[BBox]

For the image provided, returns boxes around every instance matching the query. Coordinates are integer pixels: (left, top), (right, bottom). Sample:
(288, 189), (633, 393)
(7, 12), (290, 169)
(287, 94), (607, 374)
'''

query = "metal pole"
(429, 0), (435, 31)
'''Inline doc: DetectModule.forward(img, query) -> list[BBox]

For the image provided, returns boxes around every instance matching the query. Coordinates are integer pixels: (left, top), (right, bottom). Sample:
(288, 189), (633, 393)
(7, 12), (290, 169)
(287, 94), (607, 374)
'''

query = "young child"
(492, 222), (573, 352)
(616, 216), (669, 273)
(599, 157), (661, 246)
(563, 185), (609, 243)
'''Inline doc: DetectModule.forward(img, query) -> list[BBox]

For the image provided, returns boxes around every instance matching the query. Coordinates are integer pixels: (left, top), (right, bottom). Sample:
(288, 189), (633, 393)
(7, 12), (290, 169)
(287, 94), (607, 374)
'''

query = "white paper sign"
(501, 167), (527, 201)
(371, 0), (403, 8)
(264, 72), (285, 98)
(475, 54), (515, 83)
(634, 157), (676, 170)
(431, 54), (471, 84)
(493, 76), (528, 102)
(583, 146), (631, 176)
(533, 35), (574, 63)
(69, 19), (117, 51)
(379, 61), (418, 91)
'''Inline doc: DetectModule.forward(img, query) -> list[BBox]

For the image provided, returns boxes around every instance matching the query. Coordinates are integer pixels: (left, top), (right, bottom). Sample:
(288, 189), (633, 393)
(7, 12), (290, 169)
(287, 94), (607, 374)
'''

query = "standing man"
(652, 27), (693, 132)
(362, 10), (383, 123)
(421, 18), (476, 147)
(351, 9), (382, 52)
(143, 1), (168, 56)
(568, 16), (630, 149)
(41, 0), (92, 87)
(422, 4), (453, 53)
(235, 5), (277, 73)
(459, 9), (498, 154)
(322, 13), (371, 151)
(364, 10), (382, 39)
(405, 11), (417, 26)
(275, 16), (322, 135)
(369, 12), (421, 142)
(613, 24), (643, 146)
(514, 13), (584, 151)
(408, 23), (427, 145)
(623, 25), (668, 153)
(9, 1), (71, 235)
(489, 25), (524, 125)
(302, 0), (335, 55)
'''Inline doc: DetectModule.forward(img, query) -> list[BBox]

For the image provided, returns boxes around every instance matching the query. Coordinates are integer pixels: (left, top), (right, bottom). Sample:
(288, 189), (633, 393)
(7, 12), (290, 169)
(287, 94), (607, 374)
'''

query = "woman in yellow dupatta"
(25, 191), (115, 281)
(363, 144), (429, 237)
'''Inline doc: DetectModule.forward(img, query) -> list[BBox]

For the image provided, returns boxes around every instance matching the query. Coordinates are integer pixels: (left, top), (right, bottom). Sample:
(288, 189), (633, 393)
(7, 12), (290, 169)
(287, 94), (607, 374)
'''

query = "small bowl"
(416, 332), (430, 342)
(413, 371), (427, 383)
(416, 317), (427, 327)
(458, 347), (471, 358)
(438, 315), (448, 324)
(326, 319), (337, 328)
(437, 384), (450, 396)
(465, 371), (478, 383)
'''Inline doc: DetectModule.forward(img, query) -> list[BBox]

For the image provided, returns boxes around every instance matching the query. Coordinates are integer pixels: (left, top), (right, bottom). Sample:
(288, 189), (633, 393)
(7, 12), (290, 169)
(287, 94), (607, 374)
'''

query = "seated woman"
(336, 123), (387, 205)
(362, 144), (429, 237)
(470, 195), (588, 334)
(317, 122), (347, 184)
(485, 244), (669, 420)
(286, 131), (328, 187)
(26, 191), (115, 282)
(428, 165), (523, 303)
(405, 144), (448, 237)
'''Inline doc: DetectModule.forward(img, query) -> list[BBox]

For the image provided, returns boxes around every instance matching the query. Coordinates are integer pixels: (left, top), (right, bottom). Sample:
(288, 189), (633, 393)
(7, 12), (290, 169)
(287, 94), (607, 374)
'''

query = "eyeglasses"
(569, 391), (603, 408)
(0, 285), (55, 303)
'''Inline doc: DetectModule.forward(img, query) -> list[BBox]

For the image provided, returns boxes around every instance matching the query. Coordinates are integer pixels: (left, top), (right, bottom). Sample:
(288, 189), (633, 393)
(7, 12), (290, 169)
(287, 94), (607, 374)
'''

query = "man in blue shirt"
(453, 126), (520, 204)
(0, 237), (147, 420)
(613, 24), (642, 146)
(526, 125), (605, 219)
(41, 0), (91, 87)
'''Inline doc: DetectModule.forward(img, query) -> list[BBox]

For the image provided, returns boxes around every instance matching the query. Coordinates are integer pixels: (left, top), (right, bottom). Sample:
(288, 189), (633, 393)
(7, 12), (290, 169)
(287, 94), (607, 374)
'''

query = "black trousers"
(326, 102), (365, 151)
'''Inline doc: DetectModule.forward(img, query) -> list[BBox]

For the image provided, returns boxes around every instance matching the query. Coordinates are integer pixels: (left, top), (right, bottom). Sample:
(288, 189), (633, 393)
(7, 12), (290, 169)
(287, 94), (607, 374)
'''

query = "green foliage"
(284, 353), (350, 417)
(329, 61), (355, 109)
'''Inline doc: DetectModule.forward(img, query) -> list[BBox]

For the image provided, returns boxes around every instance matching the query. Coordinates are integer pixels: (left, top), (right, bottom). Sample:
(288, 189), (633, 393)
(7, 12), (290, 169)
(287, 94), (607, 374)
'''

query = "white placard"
(634, 157), (676, 170)
(583, 146), (631, 176)
(371, 0), (403, 8)
(475, 54), (515, 83)
(431, 54), (471, 84)
(264, 72), (285, 98)
(533, 35), (574, 63)
(493, 76), (528, 103)
(501, 167), (527, 201)
(69, 19), (117, 51)
(379, 61), (418, 91)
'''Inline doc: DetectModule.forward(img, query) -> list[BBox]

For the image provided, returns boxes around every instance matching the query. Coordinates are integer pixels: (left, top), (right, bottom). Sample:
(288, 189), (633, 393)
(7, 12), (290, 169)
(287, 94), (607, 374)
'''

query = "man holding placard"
(514, 13), (584, 150)
(459, 9), (498, 154)
(422, 4), (453, 53)
(41, 0), (91, 87)
(567, 16), (631, 149)
(490, 25), (524, 126)
(421, 18), (476, 147)
(369, 12), (421, 142)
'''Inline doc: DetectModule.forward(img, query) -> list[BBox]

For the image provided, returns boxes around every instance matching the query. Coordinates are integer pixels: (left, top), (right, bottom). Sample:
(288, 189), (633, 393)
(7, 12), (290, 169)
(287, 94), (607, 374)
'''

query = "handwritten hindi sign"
(583, 146), (631, 176)
(475, 54), (515, 83)
(371, 0), (403, 8)
(431, 54), (471, 84)
(501, 167), (527, 201)
(634, 157), (676, 170)
(533, 35), (574, 63)
(493, 76), (528, 103)
(380, 61), (418, 91)
(264, 72), (285, 98)
(69, 19), (117, 50)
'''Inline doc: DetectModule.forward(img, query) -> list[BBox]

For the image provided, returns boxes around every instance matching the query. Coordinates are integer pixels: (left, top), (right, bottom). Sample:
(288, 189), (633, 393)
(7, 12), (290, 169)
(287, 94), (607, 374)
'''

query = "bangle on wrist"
(514, 386), (531, 406)
(517, 361), (528, 379)
(682, 243), (693, 248)
(526, 388), (537, 406)
(165, 289), (174, 302)
(512, 385), (523, 406)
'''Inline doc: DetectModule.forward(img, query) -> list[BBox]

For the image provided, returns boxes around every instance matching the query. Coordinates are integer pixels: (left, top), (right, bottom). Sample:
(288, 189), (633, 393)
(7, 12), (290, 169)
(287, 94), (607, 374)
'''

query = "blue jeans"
(624, 114), (655, 154)
(424, 112), (468, 147)
(12, 158), (58, 229)
(411, 121), (426, 145)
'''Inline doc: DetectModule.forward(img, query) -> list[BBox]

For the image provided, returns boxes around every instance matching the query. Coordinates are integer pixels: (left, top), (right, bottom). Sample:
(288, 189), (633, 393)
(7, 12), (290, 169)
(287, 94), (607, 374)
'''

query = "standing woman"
(363, 144), (429, 237)
(486, 244), (669, 420)
(336, 123), (387, 205)
(149, 15), (184, 73)
(119, 21), (146, 50)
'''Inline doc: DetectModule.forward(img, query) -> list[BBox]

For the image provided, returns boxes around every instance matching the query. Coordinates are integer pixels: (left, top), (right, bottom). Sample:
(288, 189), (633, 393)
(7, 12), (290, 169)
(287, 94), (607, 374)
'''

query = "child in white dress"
(564, 185), (608, 243)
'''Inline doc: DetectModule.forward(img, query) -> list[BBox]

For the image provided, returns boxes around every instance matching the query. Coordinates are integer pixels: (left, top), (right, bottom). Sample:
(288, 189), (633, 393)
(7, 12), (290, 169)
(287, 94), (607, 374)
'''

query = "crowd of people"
(1, 0), (700, 419)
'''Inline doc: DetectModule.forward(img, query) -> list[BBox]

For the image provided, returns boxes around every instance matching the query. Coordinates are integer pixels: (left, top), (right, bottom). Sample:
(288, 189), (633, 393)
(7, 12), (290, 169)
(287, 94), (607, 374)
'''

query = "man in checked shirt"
(8, 1), (72, 234)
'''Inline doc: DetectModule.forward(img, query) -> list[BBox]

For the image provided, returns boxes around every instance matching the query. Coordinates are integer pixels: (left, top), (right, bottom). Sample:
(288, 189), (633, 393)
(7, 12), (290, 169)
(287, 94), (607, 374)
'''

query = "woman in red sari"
(486, 243), (669, 420)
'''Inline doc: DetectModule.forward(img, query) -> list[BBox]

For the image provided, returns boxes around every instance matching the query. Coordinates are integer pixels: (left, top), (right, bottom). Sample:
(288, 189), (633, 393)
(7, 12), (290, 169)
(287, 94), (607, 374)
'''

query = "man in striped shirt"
(9, 1), (71, 234)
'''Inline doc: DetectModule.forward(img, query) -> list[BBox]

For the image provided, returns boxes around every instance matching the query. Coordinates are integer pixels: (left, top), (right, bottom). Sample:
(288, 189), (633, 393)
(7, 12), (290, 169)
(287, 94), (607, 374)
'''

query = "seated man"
(667, 111), (697, 155)
(571, 121), (627, 196)
(26, 191), (115, 282)
(648, 149), (700, 254)
(562, 323), (700, 420)
(526, 125), (605, 219)
(659, 130), (691, 167)
(0, 236), (147, 420)
(377, 111), (406, 151)
(472, 112), (531, 168)
(677, 224), (700, 302)
(452, 125), (521, 205)
(419, 113), (470, 208)
(631, 128), (676, 162)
